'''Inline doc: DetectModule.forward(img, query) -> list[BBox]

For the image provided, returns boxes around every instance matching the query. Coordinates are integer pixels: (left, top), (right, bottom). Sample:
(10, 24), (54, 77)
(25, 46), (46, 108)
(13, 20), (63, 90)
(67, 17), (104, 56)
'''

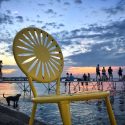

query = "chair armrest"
(32, 91), (110, 103)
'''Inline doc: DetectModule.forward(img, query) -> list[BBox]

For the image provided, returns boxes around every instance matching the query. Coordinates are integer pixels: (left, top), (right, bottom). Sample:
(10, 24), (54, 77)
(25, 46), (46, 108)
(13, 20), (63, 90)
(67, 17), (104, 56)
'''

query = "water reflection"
(0, 83), (18, 97)
(0, 82), (125, 125)
(96, 100), (103, 112)
(119, 93), (125, 112)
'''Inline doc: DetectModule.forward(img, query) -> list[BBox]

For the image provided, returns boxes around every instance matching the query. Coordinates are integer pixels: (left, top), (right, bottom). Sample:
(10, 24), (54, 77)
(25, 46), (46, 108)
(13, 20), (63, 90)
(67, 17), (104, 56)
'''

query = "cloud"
(0, 11), (24, 25)
(53, 19), (125, 66)
(36, 14), (40, 18)
(6, 10), (11, 14)
(74, 0), (82, 4)
(1, 17), (124, 67)
(0, 13), (13, 24)
(103, 0), (125, 15)
(38, 3), (45, 6)
(37, 20), (43, 24)
(59, 23), (64, 27)
(3, 65), (25, 77)
(66, 41), (125, 67)
(0, 40), (12, 55)
(3, 65), (17, 70)
(64, 2), (70, 6)
(63, 19), (125, 42)
(0, 0), (10, 7)
(13, 11), (19, 15)
(15, 15), (23, 23)
(0, 0), (125, 68)
(41, 25), (47, 29)
(62, 40), (91, 58)
(45, 9), (56, 15)
(101, 0), (108, 1)
(42, 22), (65, 30)
(28, 24), (36, 27)
(56, 0), (61, 3)
(45, 22), (57, 27)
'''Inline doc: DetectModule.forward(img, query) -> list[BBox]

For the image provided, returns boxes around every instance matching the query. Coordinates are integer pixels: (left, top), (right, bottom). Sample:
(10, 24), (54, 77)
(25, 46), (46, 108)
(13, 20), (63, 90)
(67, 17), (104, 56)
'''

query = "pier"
(0, 77), (125, 96)
(0, 77), (31, 96)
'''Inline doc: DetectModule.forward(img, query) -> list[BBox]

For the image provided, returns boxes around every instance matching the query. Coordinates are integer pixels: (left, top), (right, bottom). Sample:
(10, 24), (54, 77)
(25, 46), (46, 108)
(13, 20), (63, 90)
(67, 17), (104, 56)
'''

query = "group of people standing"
(96, 64), (123, 81)
(81, 73), (90, 81)
(65, 73), (74, 85)
(65, 73), (74, 81)
(65, 64), (123, 83)
(65, 72), (90, 82)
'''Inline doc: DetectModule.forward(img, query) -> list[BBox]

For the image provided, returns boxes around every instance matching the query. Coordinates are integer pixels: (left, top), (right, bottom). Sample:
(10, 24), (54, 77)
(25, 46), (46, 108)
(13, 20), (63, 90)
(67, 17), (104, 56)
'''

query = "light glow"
(0, 55), (16, 65)
(2, 69), (16, 74)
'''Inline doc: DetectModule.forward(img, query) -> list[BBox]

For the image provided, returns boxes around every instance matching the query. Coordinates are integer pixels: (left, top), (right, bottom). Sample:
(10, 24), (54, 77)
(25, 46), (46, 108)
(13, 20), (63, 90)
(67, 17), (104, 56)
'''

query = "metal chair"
(13, 27), (116, 125)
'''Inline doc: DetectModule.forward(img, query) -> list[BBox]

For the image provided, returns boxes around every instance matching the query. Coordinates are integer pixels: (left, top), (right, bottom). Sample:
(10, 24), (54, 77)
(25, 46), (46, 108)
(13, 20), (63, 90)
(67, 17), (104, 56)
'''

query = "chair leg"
(105, 96), (117, 125)
(29, 103), (37, 125)
(58, 101), (71, 125)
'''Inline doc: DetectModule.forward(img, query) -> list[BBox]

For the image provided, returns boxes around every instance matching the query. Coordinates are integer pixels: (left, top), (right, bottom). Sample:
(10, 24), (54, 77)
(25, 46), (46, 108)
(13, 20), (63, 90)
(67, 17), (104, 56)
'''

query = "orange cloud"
(67, 66), (124, 76)
(2, 69), (16, 74)
(67, 67), (96, 75)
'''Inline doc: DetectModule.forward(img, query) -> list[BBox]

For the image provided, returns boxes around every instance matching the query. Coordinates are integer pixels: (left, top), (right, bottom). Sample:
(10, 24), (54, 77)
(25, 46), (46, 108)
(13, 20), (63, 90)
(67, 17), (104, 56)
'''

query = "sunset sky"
(0, 0), (125, 77)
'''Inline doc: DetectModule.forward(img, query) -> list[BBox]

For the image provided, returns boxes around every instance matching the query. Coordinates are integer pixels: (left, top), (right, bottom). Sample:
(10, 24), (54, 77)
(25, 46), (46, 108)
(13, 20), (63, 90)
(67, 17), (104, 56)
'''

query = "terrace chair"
(13, 27), (116, 125)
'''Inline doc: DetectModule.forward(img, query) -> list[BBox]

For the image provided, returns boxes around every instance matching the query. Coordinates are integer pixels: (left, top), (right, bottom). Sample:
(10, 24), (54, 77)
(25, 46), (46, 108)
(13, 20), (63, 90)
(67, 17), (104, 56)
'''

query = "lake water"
(0, 81), (125, 125)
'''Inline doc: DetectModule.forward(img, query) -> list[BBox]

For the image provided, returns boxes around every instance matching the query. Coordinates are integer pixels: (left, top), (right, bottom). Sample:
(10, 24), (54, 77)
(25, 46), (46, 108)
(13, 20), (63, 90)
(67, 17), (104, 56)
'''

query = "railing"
(0, 77), (125, 96)
(0, 77), (124, 82)
(1, 77), (28, 82)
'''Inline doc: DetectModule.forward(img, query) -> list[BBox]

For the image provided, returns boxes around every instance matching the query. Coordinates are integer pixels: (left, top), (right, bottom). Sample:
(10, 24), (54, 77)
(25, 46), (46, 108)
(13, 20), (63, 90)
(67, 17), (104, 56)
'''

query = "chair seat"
(32, 91), (109, 103)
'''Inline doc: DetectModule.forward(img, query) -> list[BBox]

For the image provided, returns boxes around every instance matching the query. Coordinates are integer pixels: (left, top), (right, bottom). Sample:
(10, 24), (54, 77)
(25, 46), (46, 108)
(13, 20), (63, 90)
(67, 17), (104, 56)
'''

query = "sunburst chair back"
(13, 27), (116, 125)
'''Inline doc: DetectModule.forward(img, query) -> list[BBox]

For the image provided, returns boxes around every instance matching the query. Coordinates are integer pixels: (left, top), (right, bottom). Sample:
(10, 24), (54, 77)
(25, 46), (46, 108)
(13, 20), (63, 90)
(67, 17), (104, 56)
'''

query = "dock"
(0, 77), (125, 96)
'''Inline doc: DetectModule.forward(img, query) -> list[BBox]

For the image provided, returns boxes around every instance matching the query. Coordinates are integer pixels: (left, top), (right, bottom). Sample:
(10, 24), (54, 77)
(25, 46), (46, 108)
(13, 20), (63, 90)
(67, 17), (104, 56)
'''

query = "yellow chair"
(13, 27), (116, 125)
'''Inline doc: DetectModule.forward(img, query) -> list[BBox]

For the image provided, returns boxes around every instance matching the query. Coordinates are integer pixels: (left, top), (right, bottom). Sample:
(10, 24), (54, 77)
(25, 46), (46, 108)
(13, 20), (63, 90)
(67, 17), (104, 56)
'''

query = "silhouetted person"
(65, 73), (70, 92)
(83, 73), (88, 90)
(118, 67), (123, 80)
(69, 73), (74, 81)
(87, 73), (90, 81)
(83, 73), (87, 81)
(108, 66), (113, 81)
(102, 67), (106, 81)
(81, 73), (87, 86)
(0, 60), (2, 80)
(96, 64), (101, 81)
(68, 73), (75, 93)
(65, 72), (70, 86)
